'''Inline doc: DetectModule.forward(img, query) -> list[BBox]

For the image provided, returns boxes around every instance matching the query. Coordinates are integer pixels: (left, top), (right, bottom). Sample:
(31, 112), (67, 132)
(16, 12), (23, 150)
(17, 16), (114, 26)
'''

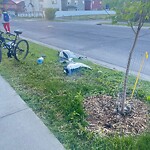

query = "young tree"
(115, 0), (150, 114)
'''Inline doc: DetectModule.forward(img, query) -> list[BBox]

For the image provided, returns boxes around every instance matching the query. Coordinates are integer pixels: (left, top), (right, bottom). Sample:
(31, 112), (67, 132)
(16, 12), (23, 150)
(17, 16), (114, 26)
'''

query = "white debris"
(59, 50), (77, 62)
(64, 62), (91, 75)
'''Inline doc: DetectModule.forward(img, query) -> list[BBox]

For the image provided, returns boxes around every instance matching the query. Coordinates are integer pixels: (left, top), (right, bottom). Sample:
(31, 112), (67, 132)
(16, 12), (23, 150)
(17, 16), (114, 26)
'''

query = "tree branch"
(128, 21), (136, 34)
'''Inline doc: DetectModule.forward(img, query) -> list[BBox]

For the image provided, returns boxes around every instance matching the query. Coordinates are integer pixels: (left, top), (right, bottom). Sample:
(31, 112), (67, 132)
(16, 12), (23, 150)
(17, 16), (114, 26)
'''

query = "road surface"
(10, 19), (150, 80)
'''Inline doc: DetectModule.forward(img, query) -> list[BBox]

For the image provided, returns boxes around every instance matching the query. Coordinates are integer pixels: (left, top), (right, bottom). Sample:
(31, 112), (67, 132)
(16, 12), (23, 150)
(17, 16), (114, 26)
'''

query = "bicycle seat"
(14, 30), (22, 35)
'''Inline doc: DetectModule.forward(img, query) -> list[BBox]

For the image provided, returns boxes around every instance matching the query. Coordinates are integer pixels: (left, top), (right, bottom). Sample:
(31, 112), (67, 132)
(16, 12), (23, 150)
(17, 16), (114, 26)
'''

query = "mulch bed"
(84, 95), (149, 136)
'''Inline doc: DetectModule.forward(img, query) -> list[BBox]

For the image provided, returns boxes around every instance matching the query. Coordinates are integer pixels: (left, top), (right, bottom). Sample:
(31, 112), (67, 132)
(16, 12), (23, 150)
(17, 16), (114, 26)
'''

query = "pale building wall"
(24, 0), (62, 12)
(42, 0), (62, 11)
(24, 0), (40, 12)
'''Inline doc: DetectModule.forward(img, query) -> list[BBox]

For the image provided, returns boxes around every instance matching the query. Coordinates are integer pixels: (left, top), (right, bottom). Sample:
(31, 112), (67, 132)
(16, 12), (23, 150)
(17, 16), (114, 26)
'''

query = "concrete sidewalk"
(0, 75), (65, 150)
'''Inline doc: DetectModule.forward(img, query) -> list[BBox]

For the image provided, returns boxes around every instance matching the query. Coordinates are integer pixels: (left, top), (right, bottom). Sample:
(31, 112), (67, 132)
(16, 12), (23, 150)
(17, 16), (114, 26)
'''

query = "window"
(68, 0), (71, 4)
(52, 0), (57, 4)
(75, 0), (78, 5)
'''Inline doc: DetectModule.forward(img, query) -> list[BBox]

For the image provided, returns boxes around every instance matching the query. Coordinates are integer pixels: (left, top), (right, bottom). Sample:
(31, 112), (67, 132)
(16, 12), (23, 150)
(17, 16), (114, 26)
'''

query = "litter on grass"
(59, 50), (78, 63)
(37, 56), (44, 64)
(64, 62), (92, 75)
(36, 54), (46, 64)
(58, 49), (92, 75)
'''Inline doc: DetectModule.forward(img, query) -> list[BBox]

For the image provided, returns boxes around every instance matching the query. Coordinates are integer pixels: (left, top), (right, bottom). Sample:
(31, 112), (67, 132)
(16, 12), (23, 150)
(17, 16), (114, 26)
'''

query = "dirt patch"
(84, 95), (149, 136)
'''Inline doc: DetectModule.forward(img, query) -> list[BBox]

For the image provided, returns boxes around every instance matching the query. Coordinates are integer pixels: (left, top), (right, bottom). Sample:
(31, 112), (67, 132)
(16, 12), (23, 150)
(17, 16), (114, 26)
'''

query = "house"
(85, 0), (102, 10)
(84, 0), (91, 10)
(24, 0), (40, 12)
(43, 0), (62, 10)
(24, 0), (62, 12)
(14, 0), (25, 13)
(9, 0), (105, 18)
(1, 0), (25, 14)
(18, 0), (103, 13)
(2, 0), (17, 12)
(1, 0), (103, 13)
(61, 0), (85, 11)
(92, 0), (102, 10)
(24, 0), (101, 12)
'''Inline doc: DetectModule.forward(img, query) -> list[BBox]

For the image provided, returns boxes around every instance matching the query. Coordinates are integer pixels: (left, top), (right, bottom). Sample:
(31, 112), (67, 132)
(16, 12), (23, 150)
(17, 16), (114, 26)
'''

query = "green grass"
(56, 14), (112, 21)
(0, 42), (150, 150)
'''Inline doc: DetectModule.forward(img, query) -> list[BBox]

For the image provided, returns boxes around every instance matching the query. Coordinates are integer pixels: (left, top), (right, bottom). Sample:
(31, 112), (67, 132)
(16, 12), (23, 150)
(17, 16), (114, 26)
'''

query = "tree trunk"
(121, 27), (141, 114)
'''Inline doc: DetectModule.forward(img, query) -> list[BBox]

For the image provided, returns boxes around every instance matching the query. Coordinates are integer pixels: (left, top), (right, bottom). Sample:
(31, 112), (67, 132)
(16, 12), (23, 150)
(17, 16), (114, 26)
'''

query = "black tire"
(0, 47), (2, 63)
(14, 39), (29, 61)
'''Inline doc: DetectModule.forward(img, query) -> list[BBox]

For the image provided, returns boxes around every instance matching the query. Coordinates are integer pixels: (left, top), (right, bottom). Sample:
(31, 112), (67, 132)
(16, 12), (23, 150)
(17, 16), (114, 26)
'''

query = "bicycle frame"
(0, 31), (19, 58)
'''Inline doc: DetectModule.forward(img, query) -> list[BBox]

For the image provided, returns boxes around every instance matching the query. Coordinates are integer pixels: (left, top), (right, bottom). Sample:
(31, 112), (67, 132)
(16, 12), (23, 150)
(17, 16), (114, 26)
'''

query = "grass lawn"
(0, 42), (150, 150)
(57, 14), (111, 20)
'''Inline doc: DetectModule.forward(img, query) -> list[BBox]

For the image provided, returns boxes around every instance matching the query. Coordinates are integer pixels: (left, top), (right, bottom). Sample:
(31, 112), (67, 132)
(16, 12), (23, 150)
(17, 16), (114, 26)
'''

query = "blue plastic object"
(37, 57), (44, 64)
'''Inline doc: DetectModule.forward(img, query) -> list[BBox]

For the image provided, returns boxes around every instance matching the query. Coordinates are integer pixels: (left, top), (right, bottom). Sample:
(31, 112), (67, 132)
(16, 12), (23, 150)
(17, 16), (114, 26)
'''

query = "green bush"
(45, 8), (57, 20)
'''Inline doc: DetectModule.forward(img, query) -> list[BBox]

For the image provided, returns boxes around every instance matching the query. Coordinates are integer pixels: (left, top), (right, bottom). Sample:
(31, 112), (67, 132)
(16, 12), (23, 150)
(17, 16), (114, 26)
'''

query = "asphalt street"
(10, 19), (150, 80)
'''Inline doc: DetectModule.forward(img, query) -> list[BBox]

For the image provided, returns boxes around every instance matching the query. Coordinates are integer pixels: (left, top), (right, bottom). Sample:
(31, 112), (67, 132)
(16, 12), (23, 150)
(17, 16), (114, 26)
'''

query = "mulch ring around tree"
(84, 95), (149, 136)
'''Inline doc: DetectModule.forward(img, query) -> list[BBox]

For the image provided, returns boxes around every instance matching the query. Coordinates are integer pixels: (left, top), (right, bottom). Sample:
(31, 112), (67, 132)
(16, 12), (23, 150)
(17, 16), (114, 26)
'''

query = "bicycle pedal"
(7, 52), (12, 58)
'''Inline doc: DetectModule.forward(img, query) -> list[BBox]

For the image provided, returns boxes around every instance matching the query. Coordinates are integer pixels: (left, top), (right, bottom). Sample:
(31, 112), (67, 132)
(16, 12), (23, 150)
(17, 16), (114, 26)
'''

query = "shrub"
(44, 8), (57, 20)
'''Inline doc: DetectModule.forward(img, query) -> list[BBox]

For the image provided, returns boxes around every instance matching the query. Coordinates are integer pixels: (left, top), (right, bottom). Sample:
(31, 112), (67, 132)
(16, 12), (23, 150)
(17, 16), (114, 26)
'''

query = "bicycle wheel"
(14, 39), (29, 61)
(0, 47), (2, 63)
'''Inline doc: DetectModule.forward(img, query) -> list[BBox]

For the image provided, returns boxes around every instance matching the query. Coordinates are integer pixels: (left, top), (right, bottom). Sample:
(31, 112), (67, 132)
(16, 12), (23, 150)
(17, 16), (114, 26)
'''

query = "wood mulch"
(83, 95), (149, 136)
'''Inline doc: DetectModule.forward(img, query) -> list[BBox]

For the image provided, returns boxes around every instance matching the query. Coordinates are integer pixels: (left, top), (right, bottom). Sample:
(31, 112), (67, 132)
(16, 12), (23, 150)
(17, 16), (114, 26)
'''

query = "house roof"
(12, 0), (24, 4)
(2, 0), (24, 4)
(3, 0), (16, 5)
